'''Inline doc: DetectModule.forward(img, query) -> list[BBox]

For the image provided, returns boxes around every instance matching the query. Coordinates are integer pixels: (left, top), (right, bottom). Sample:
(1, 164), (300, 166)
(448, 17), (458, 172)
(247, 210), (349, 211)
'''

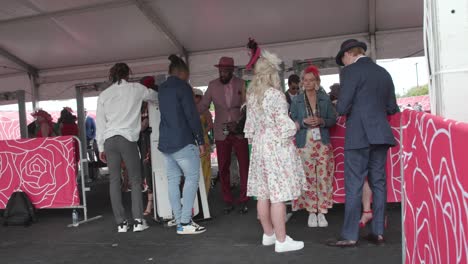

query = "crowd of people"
(28, 38), (399, 253)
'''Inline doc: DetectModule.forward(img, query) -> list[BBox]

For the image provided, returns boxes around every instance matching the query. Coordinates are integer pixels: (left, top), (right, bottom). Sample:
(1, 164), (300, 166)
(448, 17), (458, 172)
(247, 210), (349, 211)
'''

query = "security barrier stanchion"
(67, 136), (103, 227)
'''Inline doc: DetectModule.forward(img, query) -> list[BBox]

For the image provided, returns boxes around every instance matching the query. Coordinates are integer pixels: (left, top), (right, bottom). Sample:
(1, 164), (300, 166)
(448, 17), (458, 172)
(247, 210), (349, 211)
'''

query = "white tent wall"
(426, 0), (468, 122)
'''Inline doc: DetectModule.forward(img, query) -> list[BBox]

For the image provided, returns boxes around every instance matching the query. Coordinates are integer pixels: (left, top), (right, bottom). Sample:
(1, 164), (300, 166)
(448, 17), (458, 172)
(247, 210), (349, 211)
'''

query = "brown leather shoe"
(326, 238), (358, 248)
(363, 234), (385, 246)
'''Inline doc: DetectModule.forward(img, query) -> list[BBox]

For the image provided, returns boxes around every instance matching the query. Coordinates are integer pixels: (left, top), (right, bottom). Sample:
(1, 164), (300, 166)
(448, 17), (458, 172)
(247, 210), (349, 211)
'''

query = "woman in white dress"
(244, 50), (306, 253)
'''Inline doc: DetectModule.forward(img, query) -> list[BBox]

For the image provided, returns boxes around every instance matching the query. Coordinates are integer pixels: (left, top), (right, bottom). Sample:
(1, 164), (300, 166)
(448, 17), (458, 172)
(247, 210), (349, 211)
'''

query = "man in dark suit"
(327, 39), (399, 247)
(285, 74), (300, 106)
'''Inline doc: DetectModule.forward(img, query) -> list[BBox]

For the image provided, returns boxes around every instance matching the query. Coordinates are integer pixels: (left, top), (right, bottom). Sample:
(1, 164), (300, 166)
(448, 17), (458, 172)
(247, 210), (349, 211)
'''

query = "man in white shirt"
(96, 63), (158, 233)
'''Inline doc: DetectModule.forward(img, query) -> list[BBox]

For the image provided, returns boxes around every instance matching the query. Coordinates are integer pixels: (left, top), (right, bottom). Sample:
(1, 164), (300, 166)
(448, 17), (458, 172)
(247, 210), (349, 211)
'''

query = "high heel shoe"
(359, 210), (373, 228)
(359, 211), (389, 229)
(143, 194), (154, 216)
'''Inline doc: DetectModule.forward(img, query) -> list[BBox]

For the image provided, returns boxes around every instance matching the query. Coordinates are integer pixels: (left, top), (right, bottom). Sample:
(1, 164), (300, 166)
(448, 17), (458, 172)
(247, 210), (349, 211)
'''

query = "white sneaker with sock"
(275, 236), (304, 253)
(317, 213), (328, 227)
(308, 213), (318, 227)
(117, 220), (130, 233)
(262, 233), (276, 246)
(133, 219), (149, 232)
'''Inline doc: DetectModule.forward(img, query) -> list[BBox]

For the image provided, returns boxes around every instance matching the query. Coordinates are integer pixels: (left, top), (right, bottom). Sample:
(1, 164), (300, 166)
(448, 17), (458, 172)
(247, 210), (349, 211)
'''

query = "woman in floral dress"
(290, 65), (337, 228)
(244, 50), (306, 253)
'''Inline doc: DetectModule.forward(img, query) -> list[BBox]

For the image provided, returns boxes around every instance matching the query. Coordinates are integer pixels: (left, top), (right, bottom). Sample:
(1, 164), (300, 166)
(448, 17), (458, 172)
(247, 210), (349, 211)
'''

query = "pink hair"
(304, 65), (320, 79)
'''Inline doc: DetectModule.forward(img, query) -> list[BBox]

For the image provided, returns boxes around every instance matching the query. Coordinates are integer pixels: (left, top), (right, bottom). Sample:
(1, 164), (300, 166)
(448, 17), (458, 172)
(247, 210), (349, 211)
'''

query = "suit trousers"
(215, 135), (249, 204)
(341, 144), (389, 241)
(105, 136), (144, 224)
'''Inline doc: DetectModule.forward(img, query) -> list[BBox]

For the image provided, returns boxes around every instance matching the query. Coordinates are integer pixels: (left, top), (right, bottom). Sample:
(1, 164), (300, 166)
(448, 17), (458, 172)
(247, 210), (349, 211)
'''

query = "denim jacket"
(290, 89), (337, 147)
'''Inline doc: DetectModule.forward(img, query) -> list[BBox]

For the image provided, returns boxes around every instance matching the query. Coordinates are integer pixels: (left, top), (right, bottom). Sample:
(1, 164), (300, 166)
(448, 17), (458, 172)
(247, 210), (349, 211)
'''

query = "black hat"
(335, 39), (367, 66)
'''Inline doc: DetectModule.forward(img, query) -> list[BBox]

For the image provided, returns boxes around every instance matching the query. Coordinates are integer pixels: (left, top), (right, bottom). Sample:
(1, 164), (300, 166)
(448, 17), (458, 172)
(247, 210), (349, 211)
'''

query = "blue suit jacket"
(337, 57), (399, 150)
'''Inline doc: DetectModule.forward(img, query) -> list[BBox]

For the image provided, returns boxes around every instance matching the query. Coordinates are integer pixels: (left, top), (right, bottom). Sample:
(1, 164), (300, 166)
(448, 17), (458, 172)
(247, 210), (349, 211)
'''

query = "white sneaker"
(133, 219), (149, 232)
(262, 233), (276, 246)
(167, 219), (177, 227)
(117, 220), (130, 233)
(317, 213), (328, 227)
(308, 213), (318, 227)
(176, 221), (206, 235)
(275, 236), (304, 253)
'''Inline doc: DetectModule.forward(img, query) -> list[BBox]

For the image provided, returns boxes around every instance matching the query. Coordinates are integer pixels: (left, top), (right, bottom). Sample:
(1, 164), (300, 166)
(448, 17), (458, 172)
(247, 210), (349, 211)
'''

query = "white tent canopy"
(0, 0), (423, 104)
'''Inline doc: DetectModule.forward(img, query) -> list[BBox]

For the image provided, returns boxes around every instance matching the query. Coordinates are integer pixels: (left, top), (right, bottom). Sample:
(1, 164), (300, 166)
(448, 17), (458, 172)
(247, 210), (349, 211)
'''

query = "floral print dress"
(292, 130), (335, 213)
(244, 88), (306, 203)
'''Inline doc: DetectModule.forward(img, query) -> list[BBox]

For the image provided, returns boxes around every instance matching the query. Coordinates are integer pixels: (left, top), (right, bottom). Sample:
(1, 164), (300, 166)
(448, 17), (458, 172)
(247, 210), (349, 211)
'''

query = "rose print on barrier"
(402, 110), (467, 264)
(329, 113), (402, 203)
(0, 136), (80, 208)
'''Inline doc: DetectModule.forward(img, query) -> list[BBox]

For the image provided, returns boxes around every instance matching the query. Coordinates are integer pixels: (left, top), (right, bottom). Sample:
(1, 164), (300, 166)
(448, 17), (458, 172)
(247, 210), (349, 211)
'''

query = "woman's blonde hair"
(247, 50), (282, 108)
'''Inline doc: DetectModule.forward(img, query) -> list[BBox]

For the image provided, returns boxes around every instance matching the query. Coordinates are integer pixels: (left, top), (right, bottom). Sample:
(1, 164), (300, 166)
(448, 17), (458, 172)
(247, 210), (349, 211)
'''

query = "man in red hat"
(198, 56), (249, 214)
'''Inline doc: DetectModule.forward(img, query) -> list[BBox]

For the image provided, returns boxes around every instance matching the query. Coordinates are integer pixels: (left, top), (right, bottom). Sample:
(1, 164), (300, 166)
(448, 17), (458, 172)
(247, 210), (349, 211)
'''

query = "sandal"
(143, 194), (153, 216)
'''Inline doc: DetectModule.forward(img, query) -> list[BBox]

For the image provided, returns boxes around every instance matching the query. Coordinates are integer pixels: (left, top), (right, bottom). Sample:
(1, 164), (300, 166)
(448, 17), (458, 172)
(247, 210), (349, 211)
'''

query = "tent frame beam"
(0, 48), (40, 108)
(0, 47), (38, 76)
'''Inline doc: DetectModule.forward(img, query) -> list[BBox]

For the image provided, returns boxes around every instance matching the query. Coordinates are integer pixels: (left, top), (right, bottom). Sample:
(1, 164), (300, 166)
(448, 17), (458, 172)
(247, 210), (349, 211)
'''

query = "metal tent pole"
(75, 86), (89, 181)
(16, 90), (28, 138)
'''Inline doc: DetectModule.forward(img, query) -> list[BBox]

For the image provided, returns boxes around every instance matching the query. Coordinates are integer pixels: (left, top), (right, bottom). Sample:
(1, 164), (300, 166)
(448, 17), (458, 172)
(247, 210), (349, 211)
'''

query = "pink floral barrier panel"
(402, 110), (468, 264)
(0, 111), (96, 140)
(0, 112), (35, 140)
(0, 136), (80, 209)
(329, 113), (402, 203)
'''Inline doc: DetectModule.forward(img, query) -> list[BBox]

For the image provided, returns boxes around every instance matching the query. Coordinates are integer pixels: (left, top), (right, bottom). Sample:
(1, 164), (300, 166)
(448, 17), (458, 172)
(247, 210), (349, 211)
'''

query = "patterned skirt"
(292, 130), (335, 213)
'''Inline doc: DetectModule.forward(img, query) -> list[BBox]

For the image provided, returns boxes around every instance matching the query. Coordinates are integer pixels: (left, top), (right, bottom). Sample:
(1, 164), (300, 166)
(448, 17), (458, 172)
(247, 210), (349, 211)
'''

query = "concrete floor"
(0, 177), (402, 264)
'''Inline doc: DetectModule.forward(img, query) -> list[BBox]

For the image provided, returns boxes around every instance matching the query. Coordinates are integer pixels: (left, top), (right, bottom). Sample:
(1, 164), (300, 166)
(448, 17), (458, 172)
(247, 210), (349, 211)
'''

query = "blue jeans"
(163, 144), (201, 225)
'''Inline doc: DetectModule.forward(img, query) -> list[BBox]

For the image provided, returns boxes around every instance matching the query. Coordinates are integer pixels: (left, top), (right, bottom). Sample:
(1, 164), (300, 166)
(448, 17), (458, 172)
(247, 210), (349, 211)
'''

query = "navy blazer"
(337, 57), (399, 150)
(290, 89), (337, 147)
(158, 76), (204, 153)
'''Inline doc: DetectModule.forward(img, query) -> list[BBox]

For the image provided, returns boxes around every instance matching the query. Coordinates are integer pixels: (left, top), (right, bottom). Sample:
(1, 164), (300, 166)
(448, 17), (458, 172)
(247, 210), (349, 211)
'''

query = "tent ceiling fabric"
(0, 0), (423, 95)
(149, 0), (371, 52)
(0, 0), (118, 18)
(0, 1), (177, 69)
(376, 0), (424, 31)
